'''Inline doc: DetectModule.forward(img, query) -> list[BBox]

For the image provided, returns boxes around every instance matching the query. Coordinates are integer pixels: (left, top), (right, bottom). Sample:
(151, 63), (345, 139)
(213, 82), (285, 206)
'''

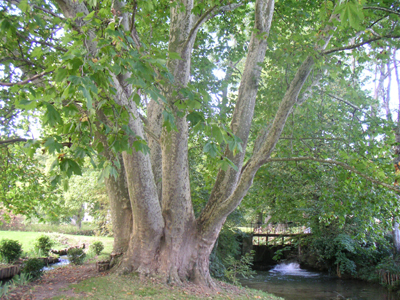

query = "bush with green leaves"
(67, 248), (86, 265)
(0, 239), (22, 263)
(209, 226), (248, 278)
(224, 251), (256, 285)
(22, 258), (45, 279)
(302, 219), (393, 278)
(90, 241), (104, 255)
(34, 235), (54, 254)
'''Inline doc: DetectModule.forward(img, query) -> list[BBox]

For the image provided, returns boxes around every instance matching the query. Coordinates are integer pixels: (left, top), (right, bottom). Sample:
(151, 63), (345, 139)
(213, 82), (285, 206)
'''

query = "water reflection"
(241, 262), (398, 300)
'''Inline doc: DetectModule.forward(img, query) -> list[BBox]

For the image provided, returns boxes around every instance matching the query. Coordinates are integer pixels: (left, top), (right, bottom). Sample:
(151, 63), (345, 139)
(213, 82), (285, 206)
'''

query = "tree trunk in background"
(392, 49), (400, 253)
(104, 156), (132, 253)
(393, 221), (400, 253)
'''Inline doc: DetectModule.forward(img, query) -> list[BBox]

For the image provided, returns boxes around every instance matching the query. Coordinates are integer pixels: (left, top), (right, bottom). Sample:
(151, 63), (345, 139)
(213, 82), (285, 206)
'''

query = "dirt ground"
(2, 263), (100, 300)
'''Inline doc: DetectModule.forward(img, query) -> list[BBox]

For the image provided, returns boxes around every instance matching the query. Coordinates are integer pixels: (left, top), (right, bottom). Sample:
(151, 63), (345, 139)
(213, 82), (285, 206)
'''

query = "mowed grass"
(51, 273), (283, 300)
(0, 230), (113, 256)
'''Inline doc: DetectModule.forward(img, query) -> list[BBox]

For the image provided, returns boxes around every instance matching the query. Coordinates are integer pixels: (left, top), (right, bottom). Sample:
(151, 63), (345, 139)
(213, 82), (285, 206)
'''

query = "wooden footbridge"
(246, 222), (311, 245)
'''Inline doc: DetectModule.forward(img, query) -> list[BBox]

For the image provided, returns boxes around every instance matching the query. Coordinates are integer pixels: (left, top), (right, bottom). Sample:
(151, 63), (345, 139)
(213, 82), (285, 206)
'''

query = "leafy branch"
(266, 157), (400, 193)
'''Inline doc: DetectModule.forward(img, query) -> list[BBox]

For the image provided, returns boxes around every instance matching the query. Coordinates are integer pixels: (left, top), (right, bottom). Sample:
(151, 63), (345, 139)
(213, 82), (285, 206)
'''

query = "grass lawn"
(51, 273), (283, 300)
(0, 231), (113, 258)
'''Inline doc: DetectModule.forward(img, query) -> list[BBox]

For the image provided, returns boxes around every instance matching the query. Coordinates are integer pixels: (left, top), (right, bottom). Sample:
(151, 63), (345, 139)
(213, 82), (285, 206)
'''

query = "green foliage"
(272, 246), (293, 261)
(210, 226), (248, 278)
(50, 167), (108, 231)
(67, 248), (86, 265)
(22, 258), (45, 279)
(0, 146), (59, 220)
(302, 220), (393, 277)
(224, 251), (256, 286)
(34, 235), (54, 253)
(90, 241), (104, 255)
(0, 273), (32, 298)
(0, 239), (22, 263)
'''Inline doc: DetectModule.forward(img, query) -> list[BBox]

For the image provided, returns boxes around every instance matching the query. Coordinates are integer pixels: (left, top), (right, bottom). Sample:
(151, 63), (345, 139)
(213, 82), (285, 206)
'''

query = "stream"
(42, 256), (69, 271)
(240, 262), (398, 300)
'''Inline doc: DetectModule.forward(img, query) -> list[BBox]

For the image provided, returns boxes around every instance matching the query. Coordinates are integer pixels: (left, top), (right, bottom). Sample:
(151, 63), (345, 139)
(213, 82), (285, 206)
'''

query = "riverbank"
(5, 262), (283, 300)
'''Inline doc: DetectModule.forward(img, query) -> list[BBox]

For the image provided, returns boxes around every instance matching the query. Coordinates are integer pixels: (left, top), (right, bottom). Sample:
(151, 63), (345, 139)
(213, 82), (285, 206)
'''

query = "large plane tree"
(1, 0), (400, 286)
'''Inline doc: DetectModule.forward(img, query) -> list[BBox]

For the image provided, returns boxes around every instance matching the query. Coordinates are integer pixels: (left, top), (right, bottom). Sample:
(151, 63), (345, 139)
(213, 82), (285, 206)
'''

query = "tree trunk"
(393, 220), (400, 253)
(94, 109), (133, 254)
(394, 50), (400, 254)
(104, 156), (132, 253)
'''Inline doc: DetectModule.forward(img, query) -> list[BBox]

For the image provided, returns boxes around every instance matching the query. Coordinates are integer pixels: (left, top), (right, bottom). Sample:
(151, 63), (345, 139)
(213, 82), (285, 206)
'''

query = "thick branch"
(323, 35), (400, 55)
(266, 157), (400, 193)
(198, 0), (275, 232)
(364, 6), (400, 17)
(0, 71), (51, 87)
(0, 138), (27, 145)
(326, 93), (364, 111)
(182, 2), (244, 51)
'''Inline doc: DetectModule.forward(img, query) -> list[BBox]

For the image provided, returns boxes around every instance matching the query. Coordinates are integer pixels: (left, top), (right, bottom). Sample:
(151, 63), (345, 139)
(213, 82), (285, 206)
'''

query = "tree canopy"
(1, 0), (400, 286)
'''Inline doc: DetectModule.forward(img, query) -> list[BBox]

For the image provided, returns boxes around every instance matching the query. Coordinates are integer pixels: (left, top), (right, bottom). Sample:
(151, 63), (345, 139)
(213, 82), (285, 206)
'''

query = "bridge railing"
(244, 222), (311, 245)
(245, 222), (310, 235)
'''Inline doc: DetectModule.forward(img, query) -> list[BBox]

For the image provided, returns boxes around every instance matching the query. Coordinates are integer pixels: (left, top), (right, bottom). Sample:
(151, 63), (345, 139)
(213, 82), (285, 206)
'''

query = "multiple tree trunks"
(53, 0), (329, 287)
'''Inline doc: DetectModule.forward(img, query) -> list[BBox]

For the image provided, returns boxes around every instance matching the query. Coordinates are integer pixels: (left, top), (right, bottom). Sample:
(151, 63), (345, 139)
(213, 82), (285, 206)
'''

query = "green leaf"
(78, 86), (92, 110)
(54, 68), (68, 83)
(18, 0), (30, 12)
(44, 137), (63, 154)
(168, 52), (182, 60)
(60, 158), (82, 177)
(187, 111), (204, 125)
(122, 125), (136, 137)
(16, 99), (37, 110)
(187, 99), (202, 110)
(132, 94), (141, 105)
(211, 124), (224, 144)
(43, 104), (63, 127)
(132, 139), (150, 155)
(83, 11), (95, 21)
(203, 142), (218, 158)
(162, 110), (177, 131)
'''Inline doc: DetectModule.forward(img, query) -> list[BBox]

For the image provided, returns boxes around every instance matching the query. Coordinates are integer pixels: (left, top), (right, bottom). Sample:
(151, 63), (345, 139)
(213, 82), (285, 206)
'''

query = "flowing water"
(42, 255), (69, 271)
(241, 262), (398, 300)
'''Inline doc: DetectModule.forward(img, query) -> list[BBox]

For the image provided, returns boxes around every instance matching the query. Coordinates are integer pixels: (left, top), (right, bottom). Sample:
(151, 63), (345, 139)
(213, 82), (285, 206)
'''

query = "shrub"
(67, 248), (86, 265)
(22, 258), (45, 279)
(0, 239), (22, 263)
(90, 241), (104, 255)
(224, 251), (256, 285)
(34, 235), (54, 254)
